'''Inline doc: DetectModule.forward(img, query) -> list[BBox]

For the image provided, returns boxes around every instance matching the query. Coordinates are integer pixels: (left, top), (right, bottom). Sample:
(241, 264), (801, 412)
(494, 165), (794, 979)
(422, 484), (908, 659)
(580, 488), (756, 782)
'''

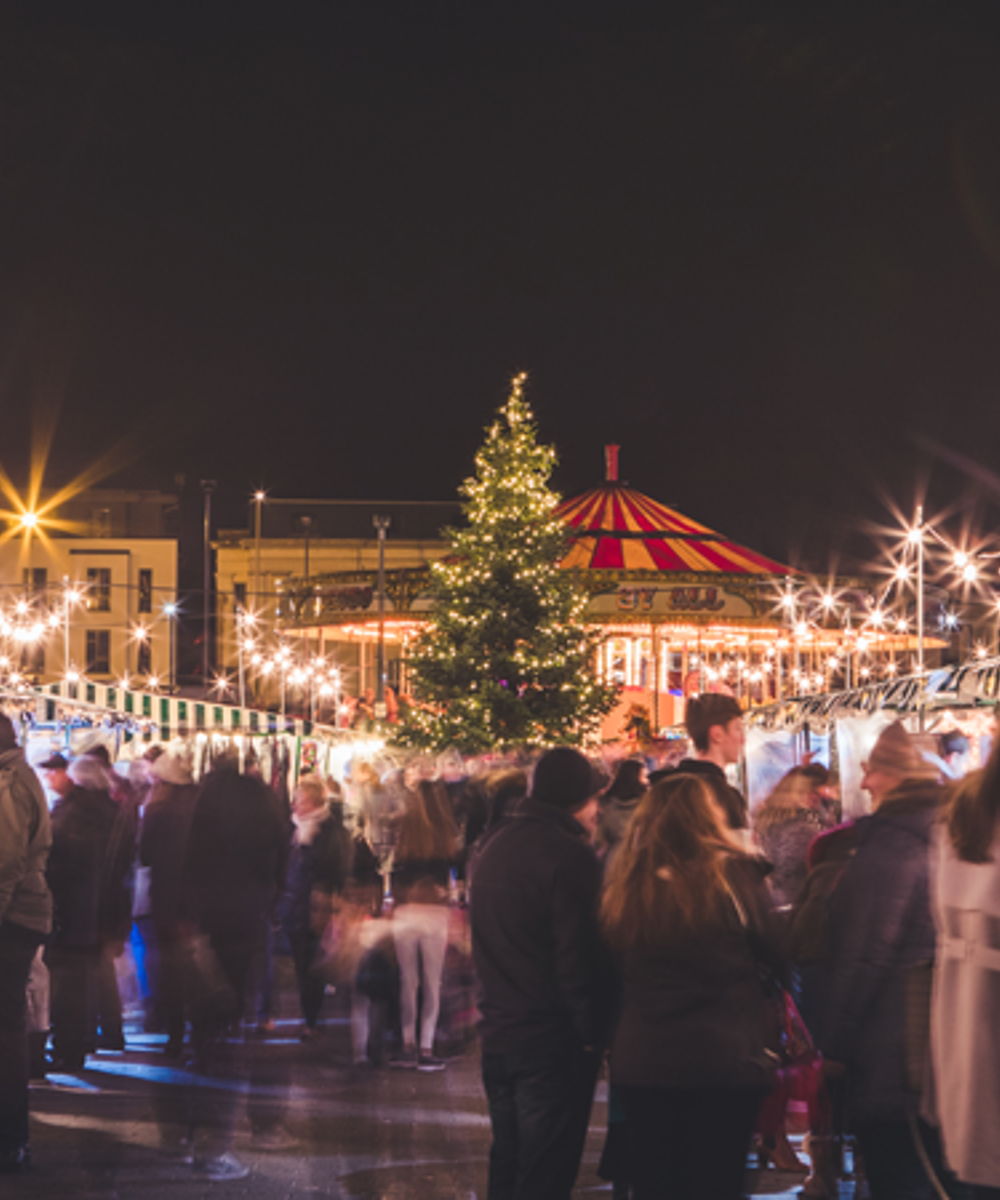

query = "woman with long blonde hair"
(389, 778), (459, 1071)
(602, 773), (786, 1199)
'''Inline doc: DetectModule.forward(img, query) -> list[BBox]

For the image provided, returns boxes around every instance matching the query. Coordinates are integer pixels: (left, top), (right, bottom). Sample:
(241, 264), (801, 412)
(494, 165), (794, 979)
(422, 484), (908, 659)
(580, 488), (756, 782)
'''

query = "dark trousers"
(48, 944), (98, 1068)
(855, 1117), (978, 1200)
(0, 922), (44, 1153)
(97, 941), (124, 1045)
(617, 1084), (765, 1200)
(481, 1044), (600, 1200)
(287, 927), (325, 1028)
(153, 920), (192, 1046)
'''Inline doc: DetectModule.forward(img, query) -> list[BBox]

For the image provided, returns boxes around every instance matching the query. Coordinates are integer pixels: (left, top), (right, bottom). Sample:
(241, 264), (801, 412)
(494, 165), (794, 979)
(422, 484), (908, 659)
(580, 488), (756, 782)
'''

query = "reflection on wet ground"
(17, 1010), (852, 1198)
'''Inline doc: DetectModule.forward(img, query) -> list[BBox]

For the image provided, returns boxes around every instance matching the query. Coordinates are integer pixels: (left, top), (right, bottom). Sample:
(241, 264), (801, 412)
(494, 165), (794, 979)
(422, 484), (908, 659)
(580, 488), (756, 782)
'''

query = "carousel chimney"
(605, 444), (620, 483)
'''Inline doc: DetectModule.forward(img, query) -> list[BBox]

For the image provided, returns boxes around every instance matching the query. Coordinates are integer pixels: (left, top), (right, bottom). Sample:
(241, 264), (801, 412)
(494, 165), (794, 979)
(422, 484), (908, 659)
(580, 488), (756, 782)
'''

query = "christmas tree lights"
(396, 374), (617, 753)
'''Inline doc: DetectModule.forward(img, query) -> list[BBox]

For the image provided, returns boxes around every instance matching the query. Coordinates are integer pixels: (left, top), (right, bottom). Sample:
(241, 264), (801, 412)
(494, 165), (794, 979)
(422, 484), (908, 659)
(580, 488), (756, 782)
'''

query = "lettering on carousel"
(617, 586), (725, 612)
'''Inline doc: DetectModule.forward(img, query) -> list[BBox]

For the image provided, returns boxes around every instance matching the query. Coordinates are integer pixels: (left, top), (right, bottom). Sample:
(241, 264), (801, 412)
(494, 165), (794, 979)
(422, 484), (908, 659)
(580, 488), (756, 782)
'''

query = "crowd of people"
(0, 697), (999, 1199)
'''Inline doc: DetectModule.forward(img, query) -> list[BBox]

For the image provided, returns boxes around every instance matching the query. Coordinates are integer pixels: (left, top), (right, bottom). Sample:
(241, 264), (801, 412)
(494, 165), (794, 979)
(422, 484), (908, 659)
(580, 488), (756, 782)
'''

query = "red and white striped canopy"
(554, 446), (789, 575)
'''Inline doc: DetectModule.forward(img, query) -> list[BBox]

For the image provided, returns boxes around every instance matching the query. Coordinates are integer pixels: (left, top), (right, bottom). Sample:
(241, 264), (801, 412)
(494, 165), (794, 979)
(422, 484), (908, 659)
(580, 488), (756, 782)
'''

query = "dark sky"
(4, 2), (1000, 570)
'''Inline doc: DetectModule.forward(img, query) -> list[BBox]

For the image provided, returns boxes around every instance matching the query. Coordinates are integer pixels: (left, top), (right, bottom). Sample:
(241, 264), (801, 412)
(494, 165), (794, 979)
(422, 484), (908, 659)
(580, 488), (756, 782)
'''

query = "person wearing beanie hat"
(470, 746), (609, 1199)
(823, 720), (954, 1197)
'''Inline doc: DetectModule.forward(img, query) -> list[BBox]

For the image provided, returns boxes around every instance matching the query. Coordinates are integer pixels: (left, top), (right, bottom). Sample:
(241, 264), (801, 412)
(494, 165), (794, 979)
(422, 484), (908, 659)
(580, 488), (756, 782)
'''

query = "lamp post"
(253, 491), (265, 616)
(372, 515), (390, 719)
(164, 601), (178, 693)
(201, 480), (217, 694)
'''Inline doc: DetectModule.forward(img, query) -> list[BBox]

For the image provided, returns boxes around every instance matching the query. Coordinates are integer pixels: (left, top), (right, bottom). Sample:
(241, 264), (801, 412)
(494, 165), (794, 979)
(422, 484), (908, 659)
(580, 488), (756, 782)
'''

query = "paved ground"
(12, 979), (856, 1199)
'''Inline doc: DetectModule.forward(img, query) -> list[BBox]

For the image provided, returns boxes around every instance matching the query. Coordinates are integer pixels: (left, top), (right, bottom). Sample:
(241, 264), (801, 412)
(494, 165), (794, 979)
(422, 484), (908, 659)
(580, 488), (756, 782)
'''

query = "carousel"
(273, 446), (937, 736)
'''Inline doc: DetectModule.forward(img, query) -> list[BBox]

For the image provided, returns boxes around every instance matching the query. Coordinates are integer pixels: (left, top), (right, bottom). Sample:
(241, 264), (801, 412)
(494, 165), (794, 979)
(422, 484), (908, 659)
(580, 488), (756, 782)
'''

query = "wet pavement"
(13, 978), (855, 1199)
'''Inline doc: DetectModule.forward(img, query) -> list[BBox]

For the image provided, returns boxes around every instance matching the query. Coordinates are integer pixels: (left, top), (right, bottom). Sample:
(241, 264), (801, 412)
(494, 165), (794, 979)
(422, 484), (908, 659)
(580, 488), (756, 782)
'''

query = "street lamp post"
(201, 480), (217, 694)
(373, 515), (391, 719)
(254, 491), (265, 615)
(164, 601), (178, 693)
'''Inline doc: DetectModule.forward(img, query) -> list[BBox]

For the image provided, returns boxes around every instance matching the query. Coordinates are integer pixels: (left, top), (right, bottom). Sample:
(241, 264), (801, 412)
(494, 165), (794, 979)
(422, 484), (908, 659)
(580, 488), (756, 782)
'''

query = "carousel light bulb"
(794, 621), (809, 638)
(821, 593), (835, 611)
(906, 526), (922, 546)
(896, 618), (908, 633)
(954, 550), (969, 569)
(148, 675), (161, 690)
(15, 600), (28, 616)
(962, 562), (978, 583)
(47, 612), (61, 629)
(893, 564), (911, 584)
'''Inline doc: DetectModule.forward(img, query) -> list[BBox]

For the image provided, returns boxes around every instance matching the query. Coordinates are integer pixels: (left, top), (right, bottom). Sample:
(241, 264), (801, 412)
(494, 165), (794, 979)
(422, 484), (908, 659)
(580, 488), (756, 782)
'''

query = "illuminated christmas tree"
(397, 374), (617, 753)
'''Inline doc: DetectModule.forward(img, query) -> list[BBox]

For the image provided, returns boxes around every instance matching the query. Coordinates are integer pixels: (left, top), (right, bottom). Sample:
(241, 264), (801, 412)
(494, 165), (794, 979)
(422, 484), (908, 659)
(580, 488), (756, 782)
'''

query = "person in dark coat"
(602, 772), (786, 1200)
(278, 775), (352, 1038)
(139, 748), (200, 1057)
(179, 755), (289, 1178)
(46, 752), (124, 1069)
(672, 693), (748, 835)
(470, 747), (608, 1200)
(822, 721), (959, 1200)
(0, 715), (52, 1174)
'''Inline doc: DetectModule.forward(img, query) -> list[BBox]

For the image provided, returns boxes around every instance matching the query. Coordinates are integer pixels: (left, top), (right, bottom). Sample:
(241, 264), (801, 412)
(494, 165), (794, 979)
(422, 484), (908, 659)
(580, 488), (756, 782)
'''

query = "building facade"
(0, 489), (179, 686)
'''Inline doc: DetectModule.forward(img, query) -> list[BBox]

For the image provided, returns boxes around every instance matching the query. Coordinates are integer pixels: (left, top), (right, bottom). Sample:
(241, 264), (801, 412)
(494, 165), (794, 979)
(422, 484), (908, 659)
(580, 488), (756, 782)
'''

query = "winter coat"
(755, 808), (830, 908)
(469, 798), (610, 1056)
(785, 822), (859, 966)
(139, 780), (200, 924)
(822, 778), (941, 1122)
(183, 765), (288, 939)
(923, 821), (1000, 1187)
(278, 808), (353, 933)
(0, 747), (52, 934)
(673, 758), (748, 831)
(609, 852), (786, 1090)
(47, 785), (119, 947)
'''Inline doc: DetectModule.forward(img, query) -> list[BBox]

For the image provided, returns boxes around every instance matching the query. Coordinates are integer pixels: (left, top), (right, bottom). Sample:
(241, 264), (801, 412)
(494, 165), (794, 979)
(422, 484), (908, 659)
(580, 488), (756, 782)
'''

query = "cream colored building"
(214, 499), (456, 703)
(0, 490), (179, 685)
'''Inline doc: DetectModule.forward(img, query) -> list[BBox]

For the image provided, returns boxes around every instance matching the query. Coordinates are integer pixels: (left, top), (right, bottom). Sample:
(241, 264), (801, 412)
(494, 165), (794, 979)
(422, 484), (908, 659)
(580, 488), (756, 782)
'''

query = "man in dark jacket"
(470, 747), (608, 1200)
(0, 715), (52, 1174)
(822, 721), (950, 1199)
(672, 693), (748, 833)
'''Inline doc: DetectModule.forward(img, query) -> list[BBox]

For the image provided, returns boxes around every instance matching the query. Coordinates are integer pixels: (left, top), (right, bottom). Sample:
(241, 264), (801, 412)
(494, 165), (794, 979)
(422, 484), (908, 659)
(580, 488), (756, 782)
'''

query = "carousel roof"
(554, 446), (790, 575)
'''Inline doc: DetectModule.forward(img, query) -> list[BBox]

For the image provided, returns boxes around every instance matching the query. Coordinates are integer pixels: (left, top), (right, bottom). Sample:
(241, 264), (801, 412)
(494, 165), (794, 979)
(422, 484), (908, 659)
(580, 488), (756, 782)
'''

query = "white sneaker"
(192, 1152), (250, 1181)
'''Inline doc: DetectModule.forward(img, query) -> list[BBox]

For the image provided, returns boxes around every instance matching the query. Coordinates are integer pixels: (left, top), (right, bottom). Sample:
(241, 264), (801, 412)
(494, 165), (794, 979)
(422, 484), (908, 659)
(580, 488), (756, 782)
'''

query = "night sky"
(4, 3), (1000, 572)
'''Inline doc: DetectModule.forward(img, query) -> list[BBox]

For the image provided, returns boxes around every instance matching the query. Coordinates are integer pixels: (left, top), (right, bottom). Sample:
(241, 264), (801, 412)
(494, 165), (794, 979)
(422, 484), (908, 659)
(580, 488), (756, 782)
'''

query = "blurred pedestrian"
(753, 767), (836, 909)
(822, 721), (960, 1199)
(0, 714), (52, 1175)
(46, 751), (124, 1069)
(601, 773), (785, 1200)
(924, 736), (1000, 1197)
(139, 747), (200, 1057)
(180, 754), (288, 1178)
(389, 778), (459, 1070)
(279, 775), (352, 1039)
(470, 747), (608, 1200)
(596, 758), (648, 867)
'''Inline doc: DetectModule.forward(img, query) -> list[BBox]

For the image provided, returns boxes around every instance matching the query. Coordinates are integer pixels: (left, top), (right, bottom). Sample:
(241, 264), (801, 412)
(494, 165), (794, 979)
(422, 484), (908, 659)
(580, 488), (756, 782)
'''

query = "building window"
(138, 569), (153, 614)
(23, 643), (44, 676)
(22, 567), (48, 602)
(87, 568), (111, 612)
(234, 581), (247, 611)
(137, 639), (152, 675)
(86, 630), (110, 675)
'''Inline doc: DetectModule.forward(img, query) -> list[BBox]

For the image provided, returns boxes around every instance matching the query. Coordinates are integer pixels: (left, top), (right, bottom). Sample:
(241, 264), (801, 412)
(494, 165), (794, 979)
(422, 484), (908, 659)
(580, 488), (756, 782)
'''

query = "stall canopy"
(555, 446), (790, 576)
